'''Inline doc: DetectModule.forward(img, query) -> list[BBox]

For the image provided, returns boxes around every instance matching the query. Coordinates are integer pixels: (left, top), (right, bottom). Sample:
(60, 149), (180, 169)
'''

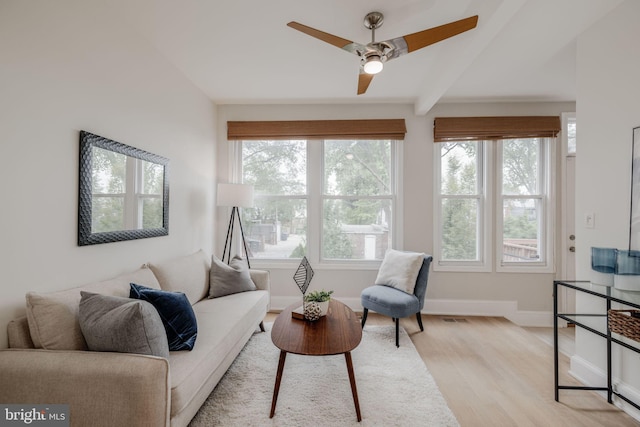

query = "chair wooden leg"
(259, 321), (265, 332)
(416, 313), (424, 331)
(395, 318), (399, 348)
(361, 308), (368, 328)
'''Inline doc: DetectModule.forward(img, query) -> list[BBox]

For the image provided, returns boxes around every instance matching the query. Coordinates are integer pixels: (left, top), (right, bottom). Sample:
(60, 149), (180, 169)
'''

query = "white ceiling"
(109, 0), (622, 114)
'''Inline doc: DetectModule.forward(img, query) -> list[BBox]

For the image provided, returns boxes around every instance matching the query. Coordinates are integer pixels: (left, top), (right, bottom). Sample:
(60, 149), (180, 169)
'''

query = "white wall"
(0, 1), (217, 348)
(573, 0), (640, 419)
(217, 101), (574, 325)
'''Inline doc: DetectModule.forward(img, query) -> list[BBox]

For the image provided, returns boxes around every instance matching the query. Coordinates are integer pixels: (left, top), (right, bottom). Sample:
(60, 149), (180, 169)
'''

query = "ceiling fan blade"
(287, 21), (355, 50)
(402, 15), (478, 53)
(357, 72), (374, 95)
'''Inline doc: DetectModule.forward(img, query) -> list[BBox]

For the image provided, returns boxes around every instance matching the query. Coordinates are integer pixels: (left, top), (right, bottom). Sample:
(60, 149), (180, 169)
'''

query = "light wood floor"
(264, 312), (639, 426)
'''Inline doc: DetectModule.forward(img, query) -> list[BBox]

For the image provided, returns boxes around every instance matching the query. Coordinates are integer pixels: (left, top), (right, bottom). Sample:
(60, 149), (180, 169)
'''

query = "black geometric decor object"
(293, 256), (314, 296)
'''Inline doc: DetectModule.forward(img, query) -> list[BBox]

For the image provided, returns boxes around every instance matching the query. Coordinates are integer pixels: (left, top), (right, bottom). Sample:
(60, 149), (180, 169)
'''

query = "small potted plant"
(304, 289), (334, 317)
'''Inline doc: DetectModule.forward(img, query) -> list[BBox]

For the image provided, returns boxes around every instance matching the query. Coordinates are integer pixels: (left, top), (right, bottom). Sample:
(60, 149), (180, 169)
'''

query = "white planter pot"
(317, 300), (329, 316)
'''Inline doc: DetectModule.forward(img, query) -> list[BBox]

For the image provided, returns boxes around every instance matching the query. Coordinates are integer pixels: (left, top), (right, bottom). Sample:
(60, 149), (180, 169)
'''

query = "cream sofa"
(0, 250), (270, 427)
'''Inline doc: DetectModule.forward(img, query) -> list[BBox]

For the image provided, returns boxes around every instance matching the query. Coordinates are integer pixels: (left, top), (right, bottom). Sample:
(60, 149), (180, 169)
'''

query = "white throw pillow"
(374, 249), (425, 294)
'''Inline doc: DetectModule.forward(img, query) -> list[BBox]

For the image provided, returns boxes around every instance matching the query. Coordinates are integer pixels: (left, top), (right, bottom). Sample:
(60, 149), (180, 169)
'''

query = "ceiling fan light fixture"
(363, 55), (383, 74)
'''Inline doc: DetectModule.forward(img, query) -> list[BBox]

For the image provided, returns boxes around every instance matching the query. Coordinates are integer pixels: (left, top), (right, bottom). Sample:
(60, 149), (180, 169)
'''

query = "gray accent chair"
(360, 255), (433, 347)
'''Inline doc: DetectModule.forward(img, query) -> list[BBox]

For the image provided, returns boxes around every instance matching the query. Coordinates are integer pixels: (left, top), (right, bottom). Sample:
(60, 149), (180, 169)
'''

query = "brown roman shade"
(227, 119), (407, 140)
(433, 116), (561, 142)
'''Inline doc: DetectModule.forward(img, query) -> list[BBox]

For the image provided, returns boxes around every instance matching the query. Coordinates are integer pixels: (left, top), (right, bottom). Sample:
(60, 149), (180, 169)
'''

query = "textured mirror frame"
(78, 131), (170, 246)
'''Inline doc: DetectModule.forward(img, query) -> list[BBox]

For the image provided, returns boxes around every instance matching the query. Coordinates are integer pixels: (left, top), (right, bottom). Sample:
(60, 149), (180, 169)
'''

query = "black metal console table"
(553, 280), (640, 411)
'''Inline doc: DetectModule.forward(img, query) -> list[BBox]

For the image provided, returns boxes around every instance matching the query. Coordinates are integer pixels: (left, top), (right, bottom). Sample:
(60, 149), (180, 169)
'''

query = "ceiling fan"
(287, 12), (479, 95)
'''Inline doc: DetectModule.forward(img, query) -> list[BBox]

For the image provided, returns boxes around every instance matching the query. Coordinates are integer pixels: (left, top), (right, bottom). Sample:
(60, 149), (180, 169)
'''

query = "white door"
(562, 156), (576, 315)
(560, 113), (577, 317)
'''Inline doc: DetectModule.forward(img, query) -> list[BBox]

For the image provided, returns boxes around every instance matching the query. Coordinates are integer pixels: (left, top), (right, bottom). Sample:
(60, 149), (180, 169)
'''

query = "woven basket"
(608, 309), (640, 342)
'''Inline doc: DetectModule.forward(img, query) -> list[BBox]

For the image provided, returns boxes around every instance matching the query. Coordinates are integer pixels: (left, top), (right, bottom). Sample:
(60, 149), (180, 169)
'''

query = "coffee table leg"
(344, 351), (362, 422)
(270, 350), (287, 418)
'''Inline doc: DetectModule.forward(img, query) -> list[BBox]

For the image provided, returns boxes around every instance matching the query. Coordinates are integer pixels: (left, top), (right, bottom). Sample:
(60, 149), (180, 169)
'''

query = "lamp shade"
(217, 183), (254, 207)
(363, 56), (383, 74)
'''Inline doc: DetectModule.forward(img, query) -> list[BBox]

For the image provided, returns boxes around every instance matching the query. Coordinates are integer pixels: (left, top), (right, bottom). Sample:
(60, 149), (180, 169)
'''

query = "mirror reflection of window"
(90, 149), (164, 233)
(91, 147), (127, 233)
(139, 160), (164, 229)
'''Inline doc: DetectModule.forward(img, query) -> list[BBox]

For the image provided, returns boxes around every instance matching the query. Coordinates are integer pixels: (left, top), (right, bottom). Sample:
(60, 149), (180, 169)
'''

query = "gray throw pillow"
(78, 291), (169, 358)
(209, 255), (256, 298)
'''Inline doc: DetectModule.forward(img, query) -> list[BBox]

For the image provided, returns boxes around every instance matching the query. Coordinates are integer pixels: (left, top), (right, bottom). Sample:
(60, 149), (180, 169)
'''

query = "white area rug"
(189, 323), (459, 426)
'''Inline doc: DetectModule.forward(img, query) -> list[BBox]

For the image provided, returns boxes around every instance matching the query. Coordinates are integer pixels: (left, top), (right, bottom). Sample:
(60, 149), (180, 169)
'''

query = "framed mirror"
(78, 131), (169, 246)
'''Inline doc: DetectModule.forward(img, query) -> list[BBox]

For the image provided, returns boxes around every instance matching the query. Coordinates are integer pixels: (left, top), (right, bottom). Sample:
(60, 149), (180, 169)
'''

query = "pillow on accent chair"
(374, 249), (425, 294)
(78, 291), (169, 358)
(209, 255), (256, 298)
(129, 283), (198, 351)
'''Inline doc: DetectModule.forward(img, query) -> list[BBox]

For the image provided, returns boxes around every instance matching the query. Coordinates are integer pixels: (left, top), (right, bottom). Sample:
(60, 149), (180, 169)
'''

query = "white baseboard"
(269, 296), (553, 327)
(570, 355), (640, 422)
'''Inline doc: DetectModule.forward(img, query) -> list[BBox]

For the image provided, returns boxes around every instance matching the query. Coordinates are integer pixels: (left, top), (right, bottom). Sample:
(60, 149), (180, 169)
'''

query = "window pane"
(142, 161), (163, 195)
(242, 198), (307, 259)
(441, 198), (478, 261)
(242, 140), (306, 196)
(141, 197), (163, 229)
(323, 199), (391, 260)
(502, 198), (540, 262)
(92, 196), (124, 233)
(567, 118), (576, 154)
(324, 140), (391, 196)
(92, 147), (126, 194)
(502, 139), (540, 195)
(440, 142), (478, 195)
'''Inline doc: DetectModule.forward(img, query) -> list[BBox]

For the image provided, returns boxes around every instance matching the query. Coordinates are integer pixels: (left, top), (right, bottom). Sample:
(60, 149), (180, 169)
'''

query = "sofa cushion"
(79, 291), (169, 358)
(25, 266), (161, 350)
(209, 255), (256, 298)
(168, 290), (269, 417)
(375, 249), (425, 295)
(130, 284), (198, 351)
(148, 250), (210, 305)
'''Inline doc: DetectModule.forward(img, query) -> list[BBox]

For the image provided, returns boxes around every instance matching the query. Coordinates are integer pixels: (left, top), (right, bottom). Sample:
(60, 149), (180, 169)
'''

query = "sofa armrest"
(0, 349), (170, 427)
(249, 269), (270, 292)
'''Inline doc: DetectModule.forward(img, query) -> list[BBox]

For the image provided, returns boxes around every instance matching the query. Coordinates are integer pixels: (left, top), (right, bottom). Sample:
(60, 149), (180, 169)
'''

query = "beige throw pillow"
(374, 249), (425, 295)
(148, 250), (210, 305)
(25, 266), (160, 350)
(209, 255), (256, 298)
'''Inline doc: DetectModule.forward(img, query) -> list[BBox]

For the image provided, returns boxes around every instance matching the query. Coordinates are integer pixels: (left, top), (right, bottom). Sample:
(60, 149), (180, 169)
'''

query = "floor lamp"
(218, 183), (254, 268)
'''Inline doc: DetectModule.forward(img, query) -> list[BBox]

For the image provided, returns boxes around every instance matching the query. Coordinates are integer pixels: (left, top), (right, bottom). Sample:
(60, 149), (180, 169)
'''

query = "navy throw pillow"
(129, 283), (198, 351)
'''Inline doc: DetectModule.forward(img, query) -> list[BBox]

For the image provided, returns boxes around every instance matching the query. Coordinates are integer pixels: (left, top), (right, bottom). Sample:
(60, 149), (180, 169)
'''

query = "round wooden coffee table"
(270, 299), (363, 421)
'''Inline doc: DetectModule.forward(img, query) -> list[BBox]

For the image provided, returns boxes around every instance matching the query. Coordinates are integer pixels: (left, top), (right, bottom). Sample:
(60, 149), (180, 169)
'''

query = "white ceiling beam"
(413, 0), (528, 115)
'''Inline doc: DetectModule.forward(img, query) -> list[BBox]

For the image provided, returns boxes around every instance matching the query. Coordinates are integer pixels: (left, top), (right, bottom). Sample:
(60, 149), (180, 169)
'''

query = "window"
(497, 138), (551, 268)
(433, 116), (559, 272)
(323, 140), (393, 260)
(239, 139), (397, 262)
(240, 140), (308, 260)
(435, 137), (553, 271)
(437, 141), (486, 266)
